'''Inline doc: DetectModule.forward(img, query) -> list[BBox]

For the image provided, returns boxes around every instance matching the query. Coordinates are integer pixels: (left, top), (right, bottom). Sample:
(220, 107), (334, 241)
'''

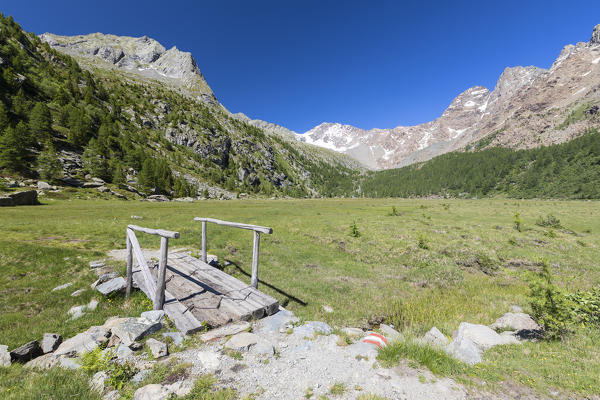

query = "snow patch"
(592, 57), (600, 64)
(448, 127), (467, 139)
(418, 131), (432, 150)
(572, 87), (587, 96)
(582, 70), (592, 77)
(464, 100), (476, 107)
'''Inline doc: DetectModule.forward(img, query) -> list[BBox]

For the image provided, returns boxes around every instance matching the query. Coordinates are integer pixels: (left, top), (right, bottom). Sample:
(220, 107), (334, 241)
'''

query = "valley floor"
(0, 198), (599, 398)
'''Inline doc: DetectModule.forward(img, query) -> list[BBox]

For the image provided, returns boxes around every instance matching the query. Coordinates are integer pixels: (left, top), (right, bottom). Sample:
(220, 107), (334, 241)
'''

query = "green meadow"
(1, 197), (599, 397)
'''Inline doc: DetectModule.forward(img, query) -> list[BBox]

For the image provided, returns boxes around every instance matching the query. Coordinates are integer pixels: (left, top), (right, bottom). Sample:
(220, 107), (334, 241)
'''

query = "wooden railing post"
(126, 230), (133, 297)
(154, 236), (169, 310)
(201, 220), (207, 263)
(251, 231), (260, 288)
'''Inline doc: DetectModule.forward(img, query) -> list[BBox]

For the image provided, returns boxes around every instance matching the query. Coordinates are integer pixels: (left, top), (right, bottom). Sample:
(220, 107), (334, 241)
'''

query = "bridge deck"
(132, 252), (279, 334)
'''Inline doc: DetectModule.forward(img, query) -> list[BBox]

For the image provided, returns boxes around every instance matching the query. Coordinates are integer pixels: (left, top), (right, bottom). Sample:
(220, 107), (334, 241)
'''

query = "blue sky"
(3, 1), (600, 132)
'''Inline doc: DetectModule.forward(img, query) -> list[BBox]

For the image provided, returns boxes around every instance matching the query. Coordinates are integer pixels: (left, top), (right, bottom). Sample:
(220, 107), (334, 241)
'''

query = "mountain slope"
(296, 24), (600, 170)
(0, 16), (362, 198)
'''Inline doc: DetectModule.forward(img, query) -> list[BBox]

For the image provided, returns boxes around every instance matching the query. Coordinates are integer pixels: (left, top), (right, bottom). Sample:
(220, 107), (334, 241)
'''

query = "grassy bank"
(0, 197), (599, 397)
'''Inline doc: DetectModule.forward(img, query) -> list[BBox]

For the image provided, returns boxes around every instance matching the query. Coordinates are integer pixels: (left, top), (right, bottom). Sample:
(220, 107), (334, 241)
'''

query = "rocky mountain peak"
(592, 24), (600, 44)
(39, 32), (215, 102)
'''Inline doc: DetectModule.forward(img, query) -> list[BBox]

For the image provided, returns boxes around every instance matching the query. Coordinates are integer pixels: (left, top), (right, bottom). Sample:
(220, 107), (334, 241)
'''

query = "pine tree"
(37, 140), (62, 181)
(29, 102), (52, 142)
(0, 123), (28, 172)
(0, 101), (9, 131)
(12, 89), (29, 119)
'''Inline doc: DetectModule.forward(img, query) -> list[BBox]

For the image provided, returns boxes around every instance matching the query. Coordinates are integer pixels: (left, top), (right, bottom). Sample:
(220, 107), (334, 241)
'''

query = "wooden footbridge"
(125, 218), (279, 334)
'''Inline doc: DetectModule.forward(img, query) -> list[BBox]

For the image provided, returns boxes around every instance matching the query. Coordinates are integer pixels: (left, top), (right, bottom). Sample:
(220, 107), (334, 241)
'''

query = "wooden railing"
(194, 217), (273, 288)
(126, 224), (180, 310)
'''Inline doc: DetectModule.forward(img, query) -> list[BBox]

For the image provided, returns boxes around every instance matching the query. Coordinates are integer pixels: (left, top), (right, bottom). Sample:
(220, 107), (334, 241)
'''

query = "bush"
(349, 220), (361, 238)
(513, 212), (523, 232)
(535, 214), (562, 228)
(80, 348), (137, 390)
(417, 233), (429, 250)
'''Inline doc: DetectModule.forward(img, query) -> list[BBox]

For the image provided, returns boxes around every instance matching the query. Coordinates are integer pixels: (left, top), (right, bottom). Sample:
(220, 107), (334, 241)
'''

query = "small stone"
(490, 313), (541, 332)
(322, 305), (334, 313)
(103, 390), (120, 400)
(421, 327), (449, 347)
(10, 341), (43, 363)
(250, 340), (275, 356)
(141, 310), (165, 323)
(68, 305), (86, 320)
(200, 321), (250, 342)
(293, 321), (332, 337)
(131, 215), (143, 219)
(41, 333), (62, 354)
(379, 324), (402, 342)
(206, 254), (219, 267)
(89, 260), (106, 269)
(87, 299), (99, 311)
(131, 369), (152, 384)
(90, 371), (109, 393)
(341, 327), (364, 339)
(52, 282), (73, 292)
(166, 380), (194, 397)
(54, 326), (109, 357)
(253, 308), (298, 335)
(225, 332), (258, 351)
(37, 181), (53, 190)
(97, 186), (111, 193)
(133, 384), (170, 400)
(509, 305), (523, 313)
(116, 344), (134, 360)
(0, 345), (11, 366)
(91, 273), (119, 289)
(146, 338), (168, 358)
(130, 341), (144, 351)
(197, 350), (221, 372)
(96, 277), (126, 295)
(71, 289), (85, 297)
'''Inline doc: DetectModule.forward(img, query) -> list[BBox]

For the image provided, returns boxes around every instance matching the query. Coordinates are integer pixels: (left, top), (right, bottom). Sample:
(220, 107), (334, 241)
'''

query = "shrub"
(349, 220), (361, 238)
(80, 348), (137, 390)
(513, 212), (523, 232)
(417, 233), (429, 250)
(535, 214), (562, 228)
(388, 206), (400, 216)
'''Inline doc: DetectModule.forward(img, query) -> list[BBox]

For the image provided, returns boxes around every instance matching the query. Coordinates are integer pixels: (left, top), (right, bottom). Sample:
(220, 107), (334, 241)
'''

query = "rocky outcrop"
(0, 190), (38, 206)
(591, 24), (600, 45)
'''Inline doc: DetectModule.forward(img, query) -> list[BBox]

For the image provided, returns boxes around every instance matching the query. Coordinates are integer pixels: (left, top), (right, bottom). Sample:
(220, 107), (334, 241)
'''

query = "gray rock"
(445, 337), (482, 365)
(103, 390), (120, 400)
(51, 282), (73, 291)
(10, 341), (43, 363)
(206, 254), (219, 267)
(225, 332), (258, 351)
(253, 309), (298, 335)
(0, 190), (38, 206)
(97, 186), (111, 193)
(71, 289), (85, 297)
(96, 277), (126, 295)
(197, 350), (221, 372)
(59, 356), (81, 369)
(133, 384), (170, 400)
(509, 305), (523, 313)
(87, 299), (99, 311)
(341, 327), (364, 339)
(146, 194), (170, 202)
(591, 24), (600, 44)
(91, 273), (119, 289)
(111, 317), (162, 347)
(293, 321), (332, 337)
(379, 324), (402, 342)
(37, 181), (54, 190)
(83, 181), (104, 188)
(41, 333), (62, 353)
(200, 321), (250, 342)
(90, 371), (109, 393)
(131, 369), (152, 384)
(146, 338), (168, 358)
(421, 327), (449, 347)
(68, 305), (86, 320)
(24, 353), (60, 369)
(250, 340), (275, 356)
(489, 313), (541, 332)
(0, 344), (11, 366)
(89, 260), (106, 269)
(322, 305), (334, 313)
(452, 322), (520, 351)
(346, 341), (379, 360)
(141, 310), (165, 323)
(165, 380), (194, 397)
(54, 326), (109, 357)
(162, 332), (183, 346)
(115, 344), (134, 360)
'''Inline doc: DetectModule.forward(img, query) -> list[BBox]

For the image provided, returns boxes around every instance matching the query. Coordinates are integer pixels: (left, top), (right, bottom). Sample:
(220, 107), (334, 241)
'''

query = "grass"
(0, 198), (599, 397)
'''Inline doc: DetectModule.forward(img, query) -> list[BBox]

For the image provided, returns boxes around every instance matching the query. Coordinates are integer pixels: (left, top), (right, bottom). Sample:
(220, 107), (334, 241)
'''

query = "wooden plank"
(201, 221), (207, 263)
(128, 224), (180, 239)
(126, 233), (133, 297)
(194, 217), (273, 234)
(127, 229), (156, 295)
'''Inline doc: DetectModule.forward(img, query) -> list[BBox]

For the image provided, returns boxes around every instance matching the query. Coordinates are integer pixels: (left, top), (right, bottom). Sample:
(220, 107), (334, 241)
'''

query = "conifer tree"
(37, 140), (62, 181)
(0, 123), (28, 172)
(29, 102), (52, 142)
(0, 101), (9, 131)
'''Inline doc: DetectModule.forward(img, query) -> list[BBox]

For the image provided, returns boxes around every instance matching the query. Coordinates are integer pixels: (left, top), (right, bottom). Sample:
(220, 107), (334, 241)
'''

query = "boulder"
(54, 326), (109, 357)
(0, 344), (11, 366)
(249, 340), (275, 356)
(96, 277), (126, 295)
(24, 353), (60, 369)
(146, 195), (170, 202)
(509, 305), (523, 313)
(115, 344), (133, 360)
(111, 317), (162, 347)
(103, 390), (120, 400)
(200, 321), (250, 342)
(165, 380), (194, 397)
(37, 181), (54, 190)
(0, 190), (38, 206)
(146, 338), (168, 358)
(10, 341), (43, 363)
(452, 322), (519, 351)
(162, 332), (183, 346)
(225, 332), (259, 351)
(83, 181), (104, 188)
(41, 333), (62, 353)
(346, 341), (379, 360)
(293, 321), (332, 337)
(59, 356), (81, 369)
(489, 313), (541, 332)
(97, 186), (111, 193)
(60, 177), (83, 187)
(421, 327), (449, 348)
(252, 308), (298, 335)
(445, 337), (482, 365)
